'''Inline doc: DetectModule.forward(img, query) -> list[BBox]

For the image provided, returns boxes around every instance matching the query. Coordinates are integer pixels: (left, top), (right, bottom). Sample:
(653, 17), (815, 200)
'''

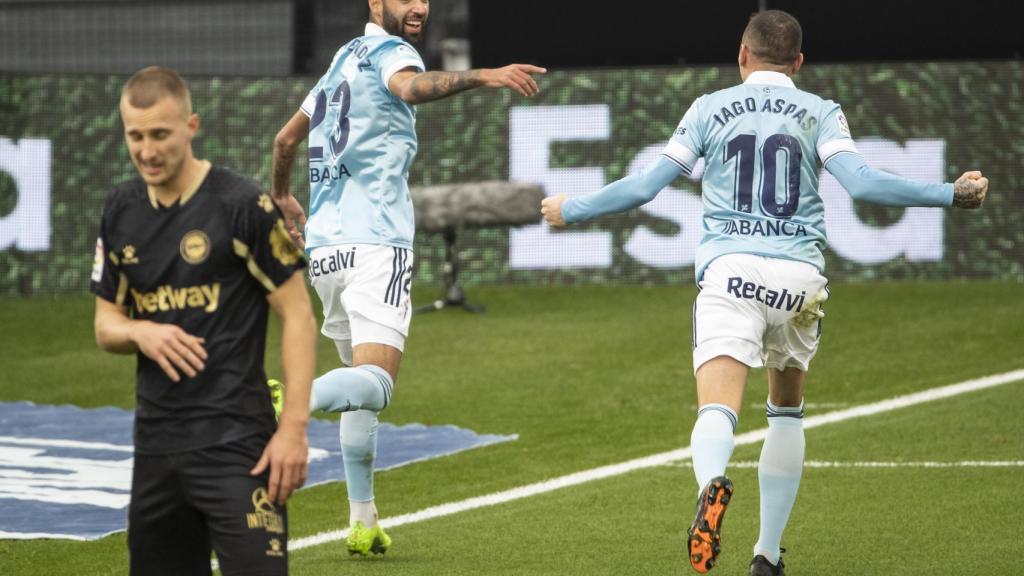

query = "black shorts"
(128, 434), (288, 576)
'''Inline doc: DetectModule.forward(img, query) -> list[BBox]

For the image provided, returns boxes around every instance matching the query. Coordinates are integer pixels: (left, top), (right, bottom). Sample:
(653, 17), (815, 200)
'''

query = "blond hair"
(121, 66), (193, 117)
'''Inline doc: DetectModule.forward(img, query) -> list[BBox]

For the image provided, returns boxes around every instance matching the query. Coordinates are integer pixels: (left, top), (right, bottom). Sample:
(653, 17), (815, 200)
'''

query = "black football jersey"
(91, 164), (306, 454)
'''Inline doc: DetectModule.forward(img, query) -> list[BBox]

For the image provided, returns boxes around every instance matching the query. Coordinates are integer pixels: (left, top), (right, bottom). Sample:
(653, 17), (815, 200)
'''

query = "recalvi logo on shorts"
(726, 276), (806, 312)
(309, 246), (356, 277)
(130, 283), (221, 314)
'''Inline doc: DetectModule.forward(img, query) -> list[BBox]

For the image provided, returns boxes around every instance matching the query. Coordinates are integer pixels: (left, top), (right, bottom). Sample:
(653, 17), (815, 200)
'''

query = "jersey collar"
(365, 22), (388, 36)
(147, 160), (212, 209)
(743, 70), (796, 88)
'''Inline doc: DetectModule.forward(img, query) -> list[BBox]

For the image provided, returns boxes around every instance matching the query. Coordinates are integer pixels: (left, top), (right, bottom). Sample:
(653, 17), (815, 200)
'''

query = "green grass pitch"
(1, 282), (1022, 575)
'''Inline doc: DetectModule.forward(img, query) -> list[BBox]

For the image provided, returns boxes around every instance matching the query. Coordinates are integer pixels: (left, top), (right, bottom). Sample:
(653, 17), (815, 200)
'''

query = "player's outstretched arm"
(271, 110), (310, 247)
(825, 152), (989, 209)
(389, 64), (546, 104)
(542, 156), (682, 228)
(252, 271), (317, 504)
(94, 297), (207, 382)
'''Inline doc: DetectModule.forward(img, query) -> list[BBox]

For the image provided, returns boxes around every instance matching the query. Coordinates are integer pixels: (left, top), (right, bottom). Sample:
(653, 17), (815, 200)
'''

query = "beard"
(381, 6), (423, 44)
(134, 153), (184, 187)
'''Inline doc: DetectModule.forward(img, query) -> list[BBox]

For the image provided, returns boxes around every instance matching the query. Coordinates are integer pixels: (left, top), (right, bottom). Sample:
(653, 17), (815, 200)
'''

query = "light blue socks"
(754, 399), (805, 566)
(690, 403), (738, 493)
(309, 364), (393, 413)
(341, 409), (379, 503)
(308, 364), (394, 508)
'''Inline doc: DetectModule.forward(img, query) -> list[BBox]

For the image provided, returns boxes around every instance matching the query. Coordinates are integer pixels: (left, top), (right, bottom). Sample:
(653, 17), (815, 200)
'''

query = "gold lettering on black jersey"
(130, 282), (221, 314)
(246, 488), (284, 534)
(270, 219), (302, 266)
(180, 230), (211, 265)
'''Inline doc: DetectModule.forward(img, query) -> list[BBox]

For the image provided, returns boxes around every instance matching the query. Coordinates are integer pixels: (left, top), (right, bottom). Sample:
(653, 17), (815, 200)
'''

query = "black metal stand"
(415, 227), (485, 314)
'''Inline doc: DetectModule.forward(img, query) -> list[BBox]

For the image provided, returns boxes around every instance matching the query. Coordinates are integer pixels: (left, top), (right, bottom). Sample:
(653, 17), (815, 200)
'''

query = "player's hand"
(251, 420), (309, 505)
(541, 193), (568, 227)
(952, 171), (988, 209)
(130, 321), (207, 382)
(272, 194), (307, 249)
(481, 64), (547, 97)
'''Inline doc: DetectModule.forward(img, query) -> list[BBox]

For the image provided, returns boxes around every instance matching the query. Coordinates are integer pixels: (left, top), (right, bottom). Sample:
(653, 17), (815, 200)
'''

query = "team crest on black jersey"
(180, 230), (211, 264)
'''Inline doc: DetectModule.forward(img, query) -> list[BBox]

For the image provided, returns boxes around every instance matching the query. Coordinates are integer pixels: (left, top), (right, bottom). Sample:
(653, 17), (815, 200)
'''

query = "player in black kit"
(91, 66), (318, 575)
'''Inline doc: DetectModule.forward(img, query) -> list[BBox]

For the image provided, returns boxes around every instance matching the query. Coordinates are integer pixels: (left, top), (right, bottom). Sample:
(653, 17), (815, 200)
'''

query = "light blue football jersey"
(663, 70), (858, 281)
(300, 23), (425, 251)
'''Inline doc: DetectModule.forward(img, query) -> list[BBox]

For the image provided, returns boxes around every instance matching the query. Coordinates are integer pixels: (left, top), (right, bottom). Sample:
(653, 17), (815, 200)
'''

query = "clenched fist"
(541, 193), (568, 227)
(952, 171), (989, 209)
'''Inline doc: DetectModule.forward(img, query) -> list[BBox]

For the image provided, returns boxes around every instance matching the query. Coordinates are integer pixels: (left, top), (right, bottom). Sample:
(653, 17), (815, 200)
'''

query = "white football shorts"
(692, 253), (829, 373)
(308, 244), (413, 365)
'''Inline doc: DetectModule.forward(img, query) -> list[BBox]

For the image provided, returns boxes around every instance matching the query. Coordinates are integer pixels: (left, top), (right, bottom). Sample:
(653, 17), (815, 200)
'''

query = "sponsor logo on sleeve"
(270, 220), (303, 266)
(837, 112), (851, 137)
(91, 238), (104, 282)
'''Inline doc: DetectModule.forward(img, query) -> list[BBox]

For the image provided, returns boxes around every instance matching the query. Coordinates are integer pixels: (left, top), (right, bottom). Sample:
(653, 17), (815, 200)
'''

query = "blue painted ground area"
(0, 402), (515, 540)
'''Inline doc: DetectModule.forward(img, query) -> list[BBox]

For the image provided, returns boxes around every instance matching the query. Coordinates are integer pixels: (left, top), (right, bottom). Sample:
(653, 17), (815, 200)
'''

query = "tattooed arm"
(388, 64), (546, 105)
(270, 110), (310, 247)
(952, 171), (989, 209)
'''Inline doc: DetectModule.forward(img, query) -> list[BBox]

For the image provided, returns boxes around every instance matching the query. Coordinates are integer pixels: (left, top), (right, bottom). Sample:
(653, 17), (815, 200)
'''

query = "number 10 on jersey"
(725, 133), (802, 218)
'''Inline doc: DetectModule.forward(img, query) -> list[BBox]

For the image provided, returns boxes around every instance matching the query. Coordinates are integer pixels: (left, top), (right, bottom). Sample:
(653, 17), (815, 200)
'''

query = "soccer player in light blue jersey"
(269, 0), (545, 557)
(542, 10), (988, 576)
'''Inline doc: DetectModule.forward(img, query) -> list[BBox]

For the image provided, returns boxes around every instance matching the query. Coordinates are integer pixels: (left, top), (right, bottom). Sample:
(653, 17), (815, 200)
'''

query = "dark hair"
(121, 66), (192, 116)
(742, 10), (802, 66)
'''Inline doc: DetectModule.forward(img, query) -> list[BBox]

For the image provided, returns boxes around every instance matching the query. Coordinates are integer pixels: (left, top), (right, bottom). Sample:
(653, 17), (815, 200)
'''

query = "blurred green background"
(1, 61), (1021, 296)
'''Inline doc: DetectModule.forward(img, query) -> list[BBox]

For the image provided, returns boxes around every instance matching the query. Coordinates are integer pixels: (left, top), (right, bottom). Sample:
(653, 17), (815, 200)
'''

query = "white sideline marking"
(674, 460), (1024, 469)
(213, 368), (1024, 569)
(0, 531), (90, 541)
(0, 436), (133, 452)
(690, 402), (852, 411)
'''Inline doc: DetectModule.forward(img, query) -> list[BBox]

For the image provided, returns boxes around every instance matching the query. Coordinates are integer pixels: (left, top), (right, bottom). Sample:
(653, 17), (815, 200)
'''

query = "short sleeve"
(300, 75), (326, 118)
(89, 196), (127, 306)
(379, 41), (425, 87)
(662, 97), (705, 175)
(234, 193), (308, 293)
(817, 102), (859, 164)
